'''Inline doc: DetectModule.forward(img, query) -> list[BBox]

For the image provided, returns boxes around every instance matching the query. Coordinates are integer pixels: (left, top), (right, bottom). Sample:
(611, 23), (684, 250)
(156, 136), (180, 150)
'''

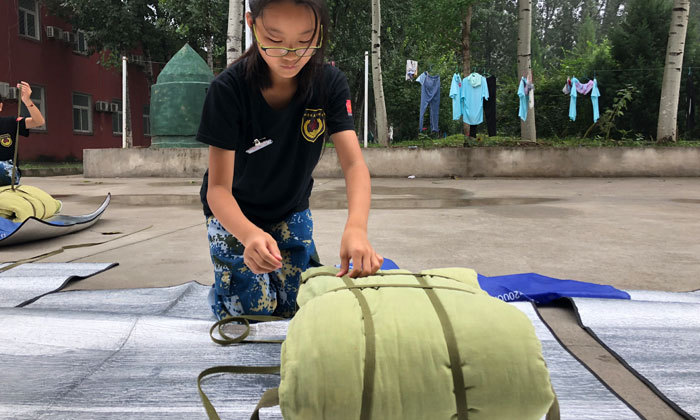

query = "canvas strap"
(197, 365), (280, 420)
(209, 315), (286, 345)
(341, 275), (376, 420)
(10, 85), (21, 191)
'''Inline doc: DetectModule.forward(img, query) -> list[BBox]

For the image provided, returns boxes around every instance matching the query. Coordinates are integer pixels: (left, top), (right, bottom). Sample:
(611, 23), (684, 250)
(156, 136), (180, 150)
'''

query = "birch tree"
(657, 0), (690, 142)
(517, 0), (536, 141)
(227, 0), (245, 64)
(371, 0), (389, 146)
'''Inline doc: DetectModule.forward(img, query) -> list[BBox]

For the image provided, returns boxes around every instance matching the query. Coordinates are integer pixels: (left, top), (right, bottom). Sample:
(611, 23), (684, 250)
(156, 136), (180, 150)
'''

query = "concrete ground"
(4, 175), (700, 419)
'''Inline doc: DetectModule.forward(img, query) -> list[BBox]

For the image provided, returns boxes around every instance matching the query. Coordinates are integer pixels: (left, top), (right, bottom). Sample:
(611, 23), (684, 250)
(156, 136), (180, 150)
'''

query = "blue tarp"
(478, 272), (630, 304)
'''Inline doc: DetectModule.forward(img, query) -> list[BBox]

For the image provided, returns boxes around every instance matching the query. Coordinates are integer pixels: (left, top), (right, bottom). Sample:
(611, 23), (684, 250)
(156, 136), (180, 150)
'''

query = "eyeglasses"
(252, 24), (323, 57)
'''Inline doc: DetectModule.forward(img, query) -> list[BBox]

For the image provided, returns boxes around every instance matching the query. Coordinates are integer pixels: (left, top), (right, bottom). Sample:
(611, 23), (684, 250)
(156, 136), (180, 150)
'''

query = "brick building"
(0, 0), (159, 161)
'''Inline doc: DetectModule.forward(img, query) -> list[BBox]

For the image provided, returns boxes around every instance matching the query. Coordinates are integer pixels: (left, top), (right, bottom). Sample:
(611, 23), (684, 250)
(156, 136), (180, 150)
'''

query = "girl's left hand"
(17, 82), (32, 103)
(337, 227), (383, 278)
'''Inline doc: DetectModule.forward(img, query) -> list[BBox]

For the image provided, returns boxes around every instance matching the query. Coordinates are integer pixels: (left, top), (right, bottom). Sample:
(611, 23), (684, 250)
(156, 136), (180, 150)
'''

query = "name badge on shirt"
(245, 137), (273, 154)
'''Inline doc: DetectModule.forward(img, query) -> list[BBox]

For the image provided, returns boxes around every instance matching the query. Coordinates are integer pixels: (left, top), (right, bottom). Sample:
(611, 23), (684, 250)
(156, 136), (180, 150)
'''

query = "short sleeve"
(416, 72), (426, 85)
(196, 78), (243, 151)
(482, 77), (489, 100)
(18, 118), (29, 137)
(325, 69), (355, 135)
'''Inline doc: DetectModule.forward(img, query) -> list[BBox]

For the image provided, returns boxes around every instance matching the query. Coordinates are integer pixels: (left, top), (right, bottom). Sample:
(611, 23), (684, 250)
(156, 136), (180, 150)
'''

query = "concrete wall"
(84, 147), (700, 178)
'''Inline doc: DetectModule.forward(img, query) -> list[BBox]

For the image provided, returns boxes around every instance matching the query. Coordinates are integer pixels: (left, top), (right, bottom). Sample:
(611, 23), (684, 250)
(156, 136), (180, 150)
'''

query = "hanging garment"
(575, 80), (594, 96)
(416, 71), (426, 85)
(406, 60), (418, 81)
(527, 73), (535, 109)
(562, 77), (572, 95)
(419, 73), (441, 132)
(449, 73), (462, 121)
(591, 79), (601, 123)
(461, 73), (489, 125)
(688, 72), (696, 131)
(518, 77), (529, 121)
(569, 77), (580, 121)
(485, 76), (497, 136)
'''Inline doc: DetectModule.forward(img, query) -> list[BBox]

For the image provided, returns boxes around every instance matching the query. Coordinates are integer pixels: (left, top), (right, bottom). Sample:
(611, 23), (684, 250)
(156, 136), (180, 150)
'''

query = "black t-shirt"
(197, 60), (355, 225)
(0, 117), (29, 162)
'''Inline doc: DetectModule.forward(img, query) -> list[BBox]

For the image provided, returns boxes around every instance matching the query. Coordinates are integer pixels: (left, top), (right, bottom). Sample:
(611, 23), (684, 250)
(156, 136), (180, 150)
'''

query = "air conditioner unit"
(46, 26), (57, 39)
(62, 31), (76, 44)
(7, 87), (19, 100)
(109, 103), (120, 113)
(0, 82), (8, 98)
(95, 101), (109, 112)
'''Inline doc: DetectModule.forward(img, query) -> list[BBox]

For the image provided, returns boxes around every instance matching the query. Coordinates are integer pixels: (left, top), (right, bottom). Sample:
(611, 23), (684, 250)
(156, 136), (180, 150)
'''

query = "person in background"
(0, 81), (45, 186)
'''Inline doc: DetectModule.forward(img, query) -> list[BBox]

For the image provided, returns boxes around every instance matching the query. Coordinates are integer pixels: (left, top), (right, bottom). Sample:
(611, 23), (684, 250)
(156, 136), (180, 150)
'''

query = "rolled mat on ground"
(0, 185), (62, 222)
(199, 267), (559, 420)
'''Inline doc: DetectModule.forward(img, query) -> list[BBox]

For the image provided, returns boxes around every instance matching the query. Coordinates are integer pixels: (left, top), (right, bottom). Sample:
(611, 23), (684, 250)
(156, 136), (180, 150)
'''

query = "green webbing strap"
(10, 85), (21, 191)
(341, 276), (376, 420)
(416, 275), (469, 420)
(327, 283), (478, 295)
(0, 225), (152, 274)
(197, 365), (280, 420)
(209, 315), (286, 345)
(546, 391), (561, 420)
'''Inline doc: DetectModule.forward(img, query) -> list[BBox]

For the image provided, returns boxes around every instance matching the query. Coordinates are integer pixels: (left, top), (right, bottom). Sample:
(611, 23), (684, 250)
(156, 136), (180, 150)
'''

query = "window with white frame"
(143, 105), (151, 136)
(20, 84), (46, 131)
(73, 30), (88, 54)
(72, 93), (92, 133)
(112, 101), (123, 134)
(18, 0), (40, 40)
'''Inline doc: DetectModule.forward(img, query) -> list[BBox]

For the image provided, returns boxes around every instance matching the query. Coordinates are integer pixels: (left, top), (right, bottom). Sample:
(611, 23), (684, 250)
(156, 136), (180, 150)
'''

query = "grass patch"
(21, 162), (83, 170)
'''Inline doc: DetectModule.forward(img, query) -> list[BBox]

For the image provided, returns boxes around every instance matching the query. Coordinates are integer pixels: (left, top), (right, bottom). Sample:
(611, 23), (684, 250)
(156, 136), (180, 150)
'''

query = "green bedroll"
(199, 267), (559, 420)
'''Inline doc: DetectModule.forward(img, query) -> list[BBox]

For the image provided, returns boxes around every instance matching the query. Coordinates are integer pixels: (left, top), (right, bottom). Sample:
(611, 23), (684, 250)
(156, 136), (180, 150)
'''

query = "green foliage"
(585, 84), (640, 140)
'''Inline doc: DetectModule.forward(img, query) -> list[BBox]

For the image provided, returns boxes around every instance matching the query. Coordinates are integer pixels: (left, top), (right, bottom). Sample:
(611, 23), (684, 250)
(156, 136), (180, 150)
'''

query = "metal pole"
(364, 51), (368, 149)
(122, 56), (127, 149)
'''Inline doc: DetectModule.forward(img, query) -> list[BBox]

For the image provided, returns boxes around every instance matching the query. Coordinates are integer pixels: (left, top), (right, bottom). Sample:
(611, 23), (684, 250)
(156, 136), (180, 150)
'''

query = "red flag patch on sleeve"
(346, 100), (352, 116)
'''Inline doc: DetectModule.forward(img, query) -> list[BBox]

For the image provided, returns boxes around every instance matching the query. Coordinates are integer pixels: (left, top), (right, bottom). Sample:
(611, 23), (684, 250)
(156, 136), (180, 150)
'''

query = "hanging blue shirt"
(518, 77), (528, 121)
(460, 73), (489, 125)
(416, 72), (427, 85)
(569, 77), (580, 121)
(449, 73), (462, 121)
(591, 78), (601, 123)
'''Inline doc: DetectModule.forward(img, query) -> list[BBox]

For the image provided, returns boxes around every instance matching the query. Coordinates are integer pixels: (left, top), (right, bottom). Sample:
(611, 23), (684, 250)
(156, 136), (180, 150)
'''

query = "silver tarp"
(572, 291), (700, 419)
(0, 194), (110, 247)
(0, 262), (116, 307)
(0, 282), (638, 419)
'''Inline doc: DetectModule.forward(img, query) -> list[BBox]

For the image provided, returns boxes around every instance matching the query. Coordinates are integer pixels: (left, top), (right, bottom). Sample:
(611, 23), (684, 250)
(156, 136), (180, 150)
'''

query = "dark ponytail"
(235, 0), (330, 101)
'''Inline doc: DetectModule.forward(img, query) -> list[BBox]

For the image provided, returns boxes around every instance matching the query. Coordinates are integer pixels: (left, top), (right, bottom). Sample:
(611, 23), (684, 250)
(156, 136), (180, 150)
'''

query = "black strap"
(341, 276), (376, 420)
(209, 315), (286, 345)
(197, 365), (280, 420)
(416, 275), (469, 420)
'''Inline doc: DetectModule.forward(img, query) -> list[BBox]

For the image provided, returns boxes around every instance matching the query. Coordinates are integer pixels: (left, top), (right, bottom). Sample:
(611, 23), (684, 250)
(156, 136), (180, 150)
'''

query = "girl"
(197, 0), (383, 320)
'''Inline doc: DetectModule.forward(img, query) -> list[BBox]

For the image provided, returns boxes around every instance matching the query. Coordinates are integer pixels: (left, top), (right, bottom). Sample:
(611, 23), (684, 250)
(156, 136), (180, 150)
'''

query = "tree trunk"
(517, 0), (536, 141)
(462, 5), (472, 137)
(371, 0), (389, 146)
(227, 0), (245, 65)
(207, 35), (214, 71)
(657, 0), (690, 142)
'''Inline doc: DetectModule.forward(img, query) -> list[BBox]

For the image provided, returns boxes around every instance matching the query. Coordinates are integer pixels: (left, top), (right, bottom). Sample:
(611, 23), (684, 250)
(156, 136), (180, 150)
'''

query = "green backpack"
(199, 267), (559, 420)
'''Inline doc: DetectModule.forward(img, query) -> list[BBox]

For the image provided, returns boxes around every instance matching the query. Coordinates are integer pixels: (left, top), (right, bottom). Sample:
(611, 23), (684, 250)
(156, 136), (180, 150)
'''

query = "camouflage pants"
(0, 161), (20, 186)
(206, 209), (320, 320)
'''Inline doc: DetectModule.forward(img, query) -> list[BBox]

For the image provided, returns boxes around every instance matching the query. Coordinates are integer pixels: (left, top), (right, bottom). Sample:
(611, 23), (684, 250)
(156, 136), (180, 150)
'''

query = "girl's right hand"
(242, 229), (283, 274)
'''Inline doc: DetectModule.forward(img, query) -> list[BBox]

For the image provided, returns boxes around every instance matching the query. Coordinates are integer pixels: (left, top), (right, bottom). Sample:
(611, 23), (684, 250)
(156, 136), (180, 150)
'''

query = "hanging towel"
(569, 77), (580, 121)
(518, 77), (528, 121)
(591, 79), (601, 123)
(467, 72), (482, 87)
(576, 80), (594, 96)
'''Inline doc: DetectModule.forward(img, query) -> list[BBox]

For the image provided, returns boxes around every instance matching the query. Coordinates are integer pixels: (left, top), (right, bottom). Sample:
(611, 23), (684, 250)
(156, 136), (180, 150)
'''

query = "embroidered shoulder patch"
(346, 100), (352, 116)
(0, 134), (12, 148)
(301, 108), (326, 143)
